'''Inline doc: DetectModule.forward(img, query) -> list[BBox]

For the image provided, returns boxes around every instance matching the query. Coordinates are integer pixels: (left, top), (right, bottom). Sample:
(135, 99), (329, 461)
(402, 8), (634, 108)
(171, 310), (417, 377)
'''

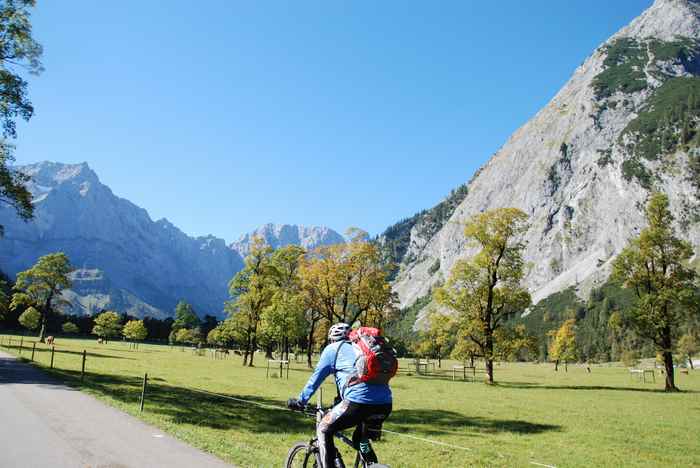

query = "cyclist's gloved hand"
(287, 398), (306, 411)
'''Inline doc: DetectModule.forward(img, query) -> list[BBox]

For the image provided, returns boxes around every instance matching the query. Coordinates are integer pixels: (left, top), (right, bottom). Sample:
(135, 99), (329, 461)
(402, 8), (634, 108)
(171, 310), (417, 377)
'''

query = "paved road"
(0, 351), (234, 468)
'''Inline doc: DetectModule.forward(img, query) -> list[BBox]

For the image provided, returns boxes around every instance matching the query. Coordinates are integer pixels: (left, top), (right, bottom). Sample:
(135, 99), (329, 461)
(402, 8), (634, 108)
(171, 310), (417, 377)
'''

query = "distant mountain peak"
(230, 223), (345, 257)
(21, 161), (99, 186)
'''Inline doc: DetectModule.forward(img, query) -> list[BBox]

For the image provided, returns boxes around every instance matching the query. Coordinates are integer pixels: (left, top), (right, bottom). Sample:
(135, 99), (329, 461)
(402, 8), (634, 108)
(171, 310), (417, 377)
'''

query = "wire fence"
(186, 380), (557, 467)
(0, 334), (557, 468)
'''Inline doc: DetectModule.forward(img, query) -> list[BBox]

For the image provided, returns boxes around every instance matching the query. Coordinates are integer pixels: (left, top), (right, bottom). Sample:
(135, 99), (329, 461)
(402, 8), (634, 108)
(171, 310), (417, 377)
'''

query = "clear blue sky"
(15, 0), (652, 242)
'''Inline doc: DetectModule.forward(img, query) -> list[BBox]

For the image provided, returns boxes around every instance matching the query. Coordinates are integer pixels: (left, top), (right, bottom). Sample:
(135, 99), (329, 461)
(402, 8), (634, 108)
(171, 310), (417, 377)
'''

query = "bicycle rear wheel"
(285, 442), (322, 468)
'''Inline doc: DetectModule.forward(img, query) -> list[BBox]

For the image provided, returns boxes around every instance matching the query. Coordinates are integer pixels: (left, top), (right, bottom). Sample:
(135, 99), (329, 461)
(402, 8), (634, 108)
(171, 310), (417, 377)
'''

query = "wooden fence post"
(81, 350), (87, 381)
(50, 345), (55, 369)
(31, 342), (36, 361)
(139, 373), (148, 412)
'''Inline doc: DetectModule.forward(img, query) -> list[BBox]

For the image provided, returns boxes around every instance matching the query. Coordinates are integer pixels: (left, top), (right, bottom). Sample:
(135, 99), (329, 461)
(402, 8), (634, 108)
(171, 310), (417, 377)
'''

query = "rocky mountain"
(381, 0), (700, 310)
(0, 162), (343, 318)
(231, 223), (345, 258)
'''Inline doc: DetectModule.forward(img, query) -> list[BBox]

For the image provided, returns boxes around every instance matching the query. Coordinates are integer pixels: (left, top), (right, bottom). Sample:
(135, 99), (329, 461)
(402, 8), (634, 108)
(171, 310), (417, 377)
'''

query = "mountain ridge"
(0, 161), (344, 318)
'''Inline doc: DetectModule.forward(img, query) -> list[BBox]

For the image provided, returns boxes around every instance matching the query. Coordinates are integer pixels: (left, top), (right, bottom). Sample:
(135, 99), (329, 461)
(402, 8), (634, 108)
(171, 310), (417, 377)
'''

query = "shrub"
(62, 322), (79, 334)
(621, 77), (700, 161)
(621, 159), (653, 189)
(593, 38), (648, 99)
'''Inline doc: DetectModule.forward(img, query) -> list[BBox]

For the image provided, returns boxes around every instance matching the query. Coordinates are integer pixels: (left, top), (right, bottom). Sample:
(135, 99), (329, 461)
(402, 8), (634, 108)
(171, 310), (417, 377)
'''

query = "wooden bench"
(413, 358), (436, 375)
(629, 368), (655, 383)
(452, 365), (477, 382)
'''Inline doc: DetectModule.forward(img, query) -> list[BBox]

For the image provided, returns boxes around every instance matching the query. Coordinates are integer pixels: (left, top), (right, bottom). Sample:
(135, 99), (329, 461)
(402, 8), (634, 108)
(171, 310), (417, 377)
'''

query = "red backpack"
(347, 327), (398, 386)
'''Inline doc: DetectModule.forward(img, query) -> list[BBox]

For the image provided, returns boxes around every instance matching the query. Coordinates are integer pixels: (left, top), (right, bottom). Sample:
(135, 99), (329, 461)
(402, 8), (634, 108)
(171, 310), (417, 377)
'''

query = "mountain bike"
(286, 402), (388, 468)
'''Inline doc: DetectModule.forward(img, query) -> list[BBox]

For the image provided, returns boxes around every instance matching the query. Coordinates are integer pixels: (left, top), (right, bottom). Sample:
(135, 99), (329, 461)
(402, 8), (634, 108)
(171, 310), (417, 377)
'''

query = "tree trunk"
(242, 333), (250, 366)
(307, 318), (317, 369)
(565, 361), (568, 372)
(38, 291), (54, 343)
(662, 326), (679, 392)
(437, 349), (442, 369)
(688, 355), (694, 371)
(485, 328), (494, 384)
(249, 333), (257, 367)
(554, 359), (559, 372)
(265, 343), (273, 359)
(38, 318), (47, 343)
(485, 358), (494, 384)
(663, 350), (678, 391)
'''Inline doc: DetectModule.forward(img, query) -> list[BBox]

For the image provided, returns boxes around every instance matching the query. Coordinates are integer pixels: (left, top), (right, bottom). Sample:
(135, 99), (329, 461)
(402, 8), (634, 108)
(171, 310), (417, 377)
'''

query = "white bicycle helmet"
(328, 323), (351, 342)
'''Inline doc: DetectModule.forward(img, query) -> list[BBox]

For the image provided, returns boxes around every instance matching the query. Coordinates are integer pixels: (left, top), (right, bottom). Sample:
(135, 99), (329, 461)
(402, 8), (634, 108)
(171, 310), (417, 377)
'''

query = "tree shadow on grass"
(39, 367), (561, 439)
(389, 409), (560, 437)
(493, 382), (699, 394)
(57, 349), (136, 360)
(52, 368), (314, 435)
(406, 373), (698, 394)
(410, 373), (485, 384)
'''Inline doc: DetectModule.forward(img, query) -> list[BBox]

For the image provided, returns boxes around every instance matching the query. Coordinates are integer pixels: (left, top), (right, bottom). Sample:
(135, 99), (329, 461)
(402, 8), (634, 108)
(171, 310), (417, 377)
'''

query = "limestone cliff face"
(390, 0), (700, 308)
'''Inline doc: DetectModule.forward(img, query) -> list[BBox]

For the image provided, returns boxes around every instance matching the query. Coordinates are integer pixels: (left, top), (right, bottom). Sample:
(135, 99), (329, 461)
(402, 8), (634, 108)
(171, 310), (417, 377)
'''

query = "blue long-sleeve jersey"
(298, 340), (392, 406)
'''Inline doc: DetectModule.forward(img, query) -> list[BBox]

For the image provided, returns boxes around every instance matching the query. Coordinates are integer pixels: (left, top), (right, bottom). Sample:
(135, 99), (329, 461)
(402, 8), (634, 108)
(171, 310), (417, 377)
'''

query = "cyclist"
(288, 323), (392, 468)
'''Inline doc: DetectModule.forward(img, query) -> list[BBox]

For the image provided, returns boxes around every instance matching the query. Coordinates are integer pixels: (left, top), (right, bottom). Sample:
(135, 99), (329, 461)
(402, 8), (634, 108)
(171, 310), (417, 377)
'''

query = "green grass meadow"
(1, 334), (699, 467)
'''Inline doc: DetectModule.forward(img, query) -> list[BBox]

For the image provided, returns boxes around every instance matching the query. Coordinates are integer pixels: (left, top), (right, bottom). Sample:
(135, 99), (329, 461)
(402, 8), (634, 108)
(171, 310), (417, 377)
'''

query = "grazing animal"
(97, 338), (104, 344)
(217, 348), (230, 355)
(45, 336), (55, 345)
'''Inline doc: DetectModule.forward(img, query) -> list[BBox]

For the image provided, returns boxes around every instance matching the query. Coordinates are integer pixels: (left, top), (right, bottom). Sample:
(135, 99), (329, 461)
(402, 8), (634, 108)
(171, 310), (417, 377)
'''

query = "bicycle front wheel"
(285, 442), (322, 468)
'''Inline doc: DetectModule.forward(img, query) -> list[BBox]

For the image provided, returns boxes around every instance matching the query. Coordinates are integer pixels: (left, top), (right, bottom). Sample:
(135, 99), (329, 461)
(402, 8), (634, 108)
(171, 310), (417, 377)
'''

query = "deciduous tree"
(172, 301), (200, 330)
(0, 278), (9, 318)
(207, 321), (238, 348)
(92, 311), (122, 342)
(300, 236), (394, 326)
(548, 319), (577, 371)
(414, 309), (453, 368)
(0, 0), (44, 234)
(62, 321), (79, 334)
(495, 324), (538, 362)
(435, 208), (531, 384)
(677, 333), (698, 370)
(11, 252), (72, 342)
(228, 237), (274, 366)
(261, 245), (307, 361)
(123, 320), (148, 342)
(612, 193), (698, 391)
(174, 327), (196, 345)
